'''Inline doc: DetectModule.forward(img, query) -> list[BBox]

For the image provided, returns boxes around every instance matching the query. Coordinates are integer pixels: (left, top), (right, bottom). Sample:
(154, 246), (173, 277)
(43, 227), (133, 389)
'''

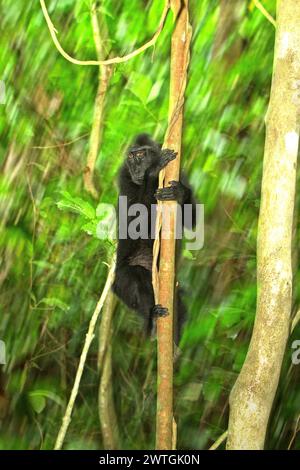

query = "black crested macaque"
(112, 134), (196, 343)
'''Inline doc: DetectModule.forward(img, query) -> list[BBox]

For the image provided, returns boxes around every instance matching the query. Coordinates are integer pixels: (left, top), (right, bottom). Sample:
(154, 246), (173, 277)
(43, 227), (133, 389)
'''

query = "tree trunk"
(154, 0), (192, 450)
(98, 290), (119, 449)
(227, 0), (300, 450)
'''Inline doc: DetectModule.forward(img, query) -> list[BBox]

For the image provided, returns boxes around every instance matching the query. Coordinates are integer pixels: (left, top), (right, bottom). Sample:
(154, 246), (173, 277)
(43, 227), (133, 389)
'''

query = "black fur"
(112, 134), (196, 342)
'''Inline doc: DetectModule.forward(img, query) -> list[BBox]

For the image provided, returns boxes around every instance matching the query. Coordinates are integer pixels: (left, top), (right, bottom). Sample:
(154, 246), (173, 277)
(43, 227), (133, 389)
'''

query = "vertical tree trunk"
(227, 0), (300, 450)
(98, 290), (119, 449)
(154, 0), (192, 450)
(99, 344), (119, 449)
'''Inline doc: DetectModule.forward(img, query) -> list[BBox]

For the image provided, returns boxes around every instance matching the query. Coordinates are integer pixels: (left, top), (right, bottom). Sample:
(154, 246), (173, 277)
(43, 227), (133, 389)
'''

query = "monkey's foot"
(159, 149), (177, 169)
(152, 304), (169, 317)
(155, 180), (184, 202)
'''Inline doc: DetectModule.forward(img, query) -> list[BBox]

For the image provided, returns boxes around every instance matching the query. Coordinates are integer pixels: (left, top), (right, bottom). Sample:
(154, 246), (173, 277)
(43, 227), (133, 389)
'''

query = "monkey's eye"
(129, 150), (145, 159)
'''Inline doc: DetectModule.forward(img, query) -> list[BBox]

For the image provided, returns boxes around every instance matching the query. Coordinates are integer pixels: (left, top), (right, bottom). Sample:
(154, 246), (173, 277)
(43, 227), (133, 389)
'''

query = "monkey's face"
(126, 146), (155, 185)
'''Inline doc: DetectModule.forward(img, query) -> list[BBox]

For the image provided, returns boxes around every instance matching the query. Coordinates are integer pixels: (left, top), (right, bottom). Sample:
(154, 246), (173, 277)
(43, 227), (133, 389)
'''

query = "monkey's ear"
(134, 133), (153, 147)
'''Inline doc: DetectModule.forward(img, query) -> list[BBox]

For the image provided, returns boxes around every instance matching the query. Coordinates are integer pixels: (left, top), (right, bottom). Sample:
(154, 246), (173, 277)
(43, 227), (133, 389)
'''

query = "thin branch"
(209, 430), (228, 450)
(91, 2), (107, 60)
(40, 0), (170, 66)
(54, 258), (115, 450)
(172, 418), (177, 450)
(288, 413), (300, 450)
(31, 133), (89, 149)
(253, 0), (276, 28)
(84, 3), (112, 198)
(291, 309), (300, 333)
(98, 290), (117, 370)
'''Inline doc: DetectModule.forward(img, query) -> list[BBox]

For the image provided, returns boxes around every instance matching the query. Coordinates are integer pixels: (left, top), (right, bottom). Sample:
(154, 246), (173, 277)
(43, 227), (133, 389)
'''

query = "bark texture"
(98, 290), (119, 450)
(155, 0), (192, 450)
(227, 0), (300, 450)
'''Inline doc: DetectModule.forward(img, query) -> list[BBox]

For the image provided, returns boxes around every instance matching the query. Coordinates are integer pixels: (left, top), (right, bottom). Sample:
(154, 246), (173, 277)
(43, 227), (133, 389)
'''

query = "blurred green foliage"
(0, 0), (299, 450)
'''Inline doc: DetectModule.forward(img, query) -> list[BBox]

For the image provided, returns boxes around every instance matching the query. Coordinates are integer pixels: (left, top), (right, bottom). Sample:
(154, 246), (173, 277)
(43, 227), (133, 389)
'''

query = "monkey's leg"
(149, 304), (170, 341)
(113, 265), (150, 309)
(113, 265), (156, 333)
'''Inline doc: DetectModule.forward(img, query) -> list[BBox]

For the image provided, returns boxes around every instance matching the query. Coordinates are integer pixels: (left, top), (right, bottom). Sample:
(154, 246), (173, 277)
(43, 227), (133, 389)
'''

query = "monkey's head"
(126, 145), (157, 185)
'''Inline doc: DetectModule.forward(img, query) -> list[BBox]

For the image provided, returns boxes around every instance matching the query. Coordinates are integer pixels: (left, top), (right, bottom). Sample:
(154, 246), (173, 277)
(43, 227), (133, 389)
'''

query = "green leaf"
(81, 220), (98, 237)
(202, 379), (223, 403)
(29, 389), (64, 407)
(28, 389), (64, 414)
(126, 72), (153, 104)
(28, 394), (46, 414)
(219, 306), (242, 328)
(39, 297), (69, 312)
(182, 248), (196, 260)
(56, 191), (95, 220)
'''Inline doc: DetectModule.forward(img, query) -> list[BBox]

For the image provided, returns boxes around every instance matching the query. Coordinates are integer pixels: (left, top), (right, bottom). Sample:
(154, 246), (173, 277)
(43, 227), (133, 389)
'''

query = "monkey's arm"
(116, 165), (142, 263)
(148, 148), (177, 178)
(155, 172), (197, 228)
